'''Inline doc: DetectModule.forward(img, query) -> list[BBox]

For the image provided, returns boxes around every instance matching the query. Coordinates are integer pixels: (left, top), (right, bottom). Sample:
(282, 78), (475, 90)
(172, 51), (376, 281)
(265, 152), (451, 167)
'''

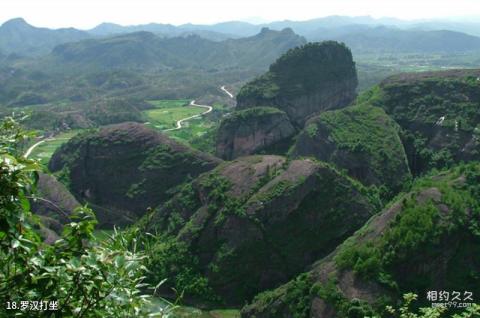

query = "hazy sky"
(1, 0), (479, 29)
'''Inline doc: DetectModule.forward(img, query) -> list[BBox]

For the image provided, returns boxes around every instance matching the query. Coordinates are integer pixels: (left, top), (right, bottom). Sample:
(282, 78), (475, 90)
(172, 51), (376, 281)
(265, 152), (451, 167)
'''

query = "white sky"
(1, 0), (479, 29)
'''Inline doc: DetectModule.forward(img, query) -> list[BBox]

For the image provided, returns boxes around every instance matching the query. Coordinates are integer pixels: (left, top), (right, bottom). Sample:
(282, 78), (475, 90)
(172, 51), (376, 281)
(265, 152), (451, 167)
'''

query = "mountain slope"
(50, 28), (306, 71)
(290, 104), (411, 195)
(242, 163), (480, 317)
(0, 18), (90, 56)
(361, 69), (480, 175)
(142, 156), (379, 304)
(216, 107), (296, 160)
(236, 41), (358, 126)
(310, 26), (480, 53)
(48, 122), (221, 227)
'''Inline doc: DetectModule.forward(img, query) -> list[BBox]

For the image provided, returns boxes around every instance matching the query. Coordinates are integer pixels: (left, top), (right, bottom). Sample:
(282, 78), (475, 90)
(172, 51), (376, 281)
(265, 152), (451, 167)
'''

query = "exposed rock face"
(146, 155), (378, 304)
(49, 122), (221, 227)
(236, 41), (358, 126)
(215, 107), (296, 160)
(32, 173), (81, 222)
(241, 164), (480, 317)
(290, 104), (411, 195)
(364, 69), (480, 174)
(31, 173), (81, 243)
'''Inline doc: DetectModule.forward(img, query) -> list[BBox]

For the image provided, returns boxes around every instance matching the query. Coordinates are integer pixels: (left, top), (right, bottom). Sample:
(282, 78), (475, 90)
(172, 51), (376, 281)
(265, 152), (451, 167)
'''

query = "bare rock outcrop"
(49, 122), (221, 227)
(215, 107), (296, 160)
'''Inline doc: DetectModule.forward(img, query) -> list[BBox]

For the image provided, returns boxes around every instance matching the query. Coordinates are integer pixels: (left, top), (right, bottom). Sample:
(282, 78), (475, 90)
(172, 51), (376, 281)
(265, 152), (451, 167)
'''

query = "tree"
(0, 115), (168, 317)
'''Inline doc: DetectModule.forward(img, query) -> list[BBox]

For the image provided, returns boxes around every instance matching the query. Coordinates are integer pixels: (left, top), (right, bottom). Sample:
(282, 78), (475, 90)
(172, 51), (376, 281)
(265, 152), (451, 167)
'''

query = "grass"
(146, 99), (191, 109)
(170, 118), (215, 139)
(144, 100), (230, 153)
(30, 130), (82, 165)
(93, 229), (115, 242)
(143, 99), (206, 130)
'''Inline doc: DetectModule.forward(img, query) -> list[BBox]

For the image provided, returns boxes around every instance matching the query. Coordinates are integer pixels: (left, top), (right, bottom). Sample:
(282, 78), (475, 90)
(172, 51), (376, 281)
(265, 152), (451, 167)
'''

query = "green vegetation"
(143, 100), (230, 154)
(144, 101), (205, 130)
(139, 157), (378, 305)
(335, 162), (480, 300)
(0, 116), (166, 317)
(29, 130), (81, 165)
(292, 104), (411, 199)
(147, 99), (191, 108)
(243, 163), (480, 317)
(221, 106), (284, 125)
(237, 41), (358, 124)
(386, 293), (480, 318)
(143, 236), (219, 303)
(167, 307), (240, 318)
(355, 71), (480, 176)
(169, 118), (218, 154)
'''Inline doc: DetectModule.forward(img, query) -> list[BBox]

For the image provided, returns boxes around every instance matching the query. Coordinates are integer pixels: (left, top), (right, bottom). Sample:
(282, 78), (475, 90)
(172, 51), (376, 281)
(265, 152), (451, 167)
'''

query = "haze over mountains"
(2, 16), (480, 56)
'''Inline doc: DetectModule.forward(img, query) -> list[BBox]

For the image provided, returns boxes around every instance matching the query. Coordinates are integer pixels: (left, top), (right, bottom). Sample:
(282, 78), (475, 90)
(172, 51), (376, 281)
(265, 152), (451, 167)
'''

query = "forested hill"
(310, 26), (480, 53)
(50, 28), (306, 71)
(0, 18), (90, 56)
(3, 16), (480, 58)
(0, 27), (305, 108)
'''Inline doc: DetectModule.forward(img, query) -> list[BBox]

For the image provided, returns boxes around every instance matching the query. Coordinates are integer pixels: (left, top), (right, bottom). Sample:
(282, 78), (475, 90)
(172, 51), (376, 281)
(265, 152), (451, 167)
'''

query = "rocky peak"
(49, 122), (221, 227)
(236, 41), (358, 126)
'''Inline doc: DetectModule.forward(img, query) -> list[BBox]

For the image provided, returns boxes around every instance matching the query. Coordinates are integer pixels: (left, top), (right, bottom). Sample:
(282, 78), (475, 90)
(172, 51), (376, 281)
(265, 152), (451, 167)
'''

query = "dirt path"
(163, 100), (213, 132)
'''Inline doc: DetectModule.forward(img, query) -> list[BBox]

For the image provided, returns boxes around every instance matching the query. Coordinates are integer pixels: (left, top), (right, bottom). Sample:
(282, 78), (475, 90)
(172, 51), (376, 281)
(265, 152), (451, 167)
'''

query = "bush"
(0, 115), (166, 317)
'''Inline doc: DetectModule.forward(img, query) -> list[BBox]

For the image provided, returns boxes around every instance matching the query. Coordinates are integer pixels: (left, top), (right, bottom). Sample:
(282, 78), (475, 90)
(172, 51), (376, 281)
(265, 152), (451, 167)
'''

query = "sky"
(1, 0), (479, 29)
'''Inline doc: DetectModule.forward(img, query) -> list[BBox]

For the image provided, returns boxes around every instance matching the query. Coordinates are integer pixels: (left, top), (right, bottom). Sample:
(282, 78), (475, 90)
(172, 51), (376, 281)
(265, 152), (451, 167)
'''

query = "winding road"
(24, 138), (47, 158)
(163, 100), (213, 132)
(163, 85), (235, 132)
(220, 85), (234, 98)
(24, 137), (70, 158)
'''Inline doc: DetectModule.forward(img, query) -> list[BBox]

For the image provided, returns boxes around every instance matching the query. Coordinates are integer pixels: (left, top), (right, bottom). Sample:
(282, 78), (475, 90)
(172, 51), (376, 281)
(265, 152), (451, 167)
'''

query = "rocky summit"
(236, 41), (358, 126)
(48, 122), (221, 227)
(362, 69), (480, 175)
(143, 155), (379, 305)
(290, 104), (411, 196)
(241, 163), (480, 318)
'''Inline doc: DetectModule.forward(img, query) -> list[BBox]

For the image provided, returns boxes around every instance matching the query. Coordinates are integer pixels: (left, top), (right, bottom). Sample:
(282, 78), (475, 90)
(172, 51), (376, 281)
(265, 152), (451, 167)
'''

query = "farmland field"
(143, 99), (206, 130)
(29, 130), (82, 165)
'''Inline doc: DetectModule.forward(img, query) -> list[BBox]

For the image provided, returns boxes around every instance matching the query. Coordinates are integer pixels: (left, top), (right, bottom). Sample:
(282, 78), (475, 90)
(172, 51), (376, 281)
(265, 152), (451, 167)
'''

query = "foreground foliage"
(0, 116), (165, 317)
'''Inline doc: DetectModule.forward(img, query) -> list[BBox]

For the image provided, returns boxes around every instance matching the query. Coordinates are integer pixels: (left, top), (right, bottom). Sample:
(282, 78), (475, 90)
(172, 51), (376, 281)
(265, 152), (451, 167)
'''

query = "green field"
(29, 130), (81, 165)
(144, 99), (206, 130)
(147, 99), (191, 108)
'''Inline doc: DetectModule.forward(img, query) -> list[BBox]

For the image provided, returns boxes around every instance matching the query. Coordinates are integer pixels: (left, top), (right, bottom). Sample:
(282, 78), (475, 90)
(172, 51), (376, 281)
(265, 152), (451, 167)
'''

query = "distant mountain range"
(0, 18), (90, 56)
(311, 26), (480, 53)
(1, 16), (480, 57)
(50, 28), (306, 71)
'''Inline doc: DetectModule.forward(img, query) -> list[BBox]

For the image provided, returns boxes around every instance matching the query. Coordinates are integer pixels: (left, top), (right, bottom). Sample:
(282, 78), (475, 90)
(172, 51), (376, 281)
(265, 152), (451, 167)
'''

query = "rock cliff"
(241, 163), (480, 317)
(215, 107), (296, 160)
(49, 122), (221, 227)
(290, 104), (411, 196)
(144, 155), (379, 304)
(31, 173), (81, 243)
(236, 41), (358, 126)
(362, 69), (480, 174)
